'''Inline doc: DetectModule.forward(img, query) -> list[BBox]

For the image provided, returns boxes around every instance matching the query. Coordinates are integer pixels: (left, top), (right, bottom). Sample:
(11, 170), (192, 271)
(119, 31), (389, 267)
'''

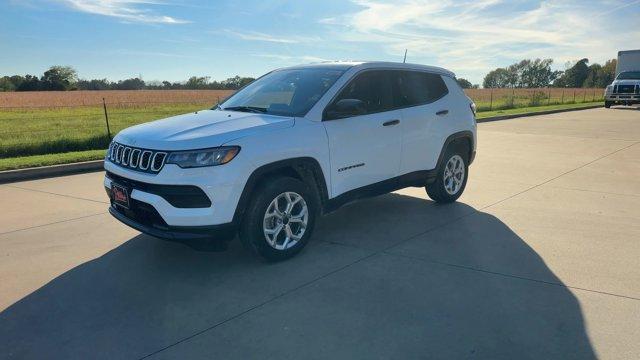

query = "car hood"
(114, 110), (294, 150)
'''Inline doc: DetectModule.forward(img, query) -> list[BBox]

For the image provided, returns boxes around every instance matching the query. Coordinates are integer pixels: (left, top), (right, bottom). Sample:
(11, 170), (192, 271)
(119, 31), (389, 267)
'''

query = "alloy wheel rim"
(443, 155), (465, 195)
(263, 191), (308, 250)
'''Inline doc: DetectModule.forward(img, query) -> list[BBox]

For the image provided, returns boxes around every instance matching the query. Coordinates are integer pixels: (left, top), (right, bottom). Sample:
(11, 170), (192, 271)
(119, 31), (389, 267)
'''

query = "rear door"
(395, 71), (451, 173)
(322, 70), (403, 197)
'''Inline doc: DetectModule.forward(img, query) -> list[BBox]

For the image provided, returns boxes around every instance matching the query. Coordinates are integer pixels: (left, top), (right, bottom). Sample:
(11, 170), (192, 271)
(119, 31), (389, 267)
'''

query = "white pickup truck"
(605, 50), (640, 108)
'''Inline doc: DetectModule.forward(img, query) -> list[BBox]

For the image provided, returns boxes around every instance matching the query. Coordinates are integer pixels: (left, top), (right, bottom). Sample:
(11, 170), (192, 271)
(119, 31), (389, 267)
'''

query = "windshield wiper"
(223, 106), (268, 114)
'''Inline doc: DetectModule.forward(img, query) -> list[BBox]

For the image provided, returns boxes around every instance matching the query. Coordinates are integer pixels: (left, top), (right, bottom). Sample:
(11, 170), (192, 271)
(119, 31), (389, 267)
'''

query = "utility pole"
(403, 49), (407, 63)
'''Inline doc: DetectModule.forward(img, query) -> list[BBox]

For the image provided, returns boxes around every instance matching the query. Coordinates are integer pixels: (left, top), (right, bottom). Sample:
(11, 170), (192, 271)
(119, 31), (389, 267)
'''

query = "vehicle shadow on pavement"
(0, 193), (596, 359)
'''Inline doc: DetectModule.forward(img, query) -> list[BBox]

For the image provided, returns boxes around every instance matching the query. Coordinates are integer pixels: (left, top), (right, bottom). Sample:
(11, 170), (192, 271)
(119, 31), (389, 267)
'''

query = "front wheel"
(239, 176), (317, 261)
(605, 101), (612, 108)
(426, 147), (469, 203)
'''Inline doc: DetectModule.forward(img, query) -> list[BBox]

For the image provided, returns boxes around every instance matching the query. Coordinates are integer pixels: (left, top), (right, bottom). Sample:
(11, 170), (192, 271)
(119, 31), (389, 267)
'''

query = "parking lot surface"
(1, 107), (640, 359)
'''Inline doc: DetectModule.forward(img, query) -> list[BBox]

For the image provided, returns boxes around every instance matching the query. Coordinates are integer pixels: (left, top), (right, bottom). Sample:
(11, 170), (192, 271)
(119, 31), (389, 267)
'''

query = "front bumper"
(103, 158), (250, 242)
(605, 94), (640, 103)
(104, 159), (247, 226)
(108, 206), (236, 242)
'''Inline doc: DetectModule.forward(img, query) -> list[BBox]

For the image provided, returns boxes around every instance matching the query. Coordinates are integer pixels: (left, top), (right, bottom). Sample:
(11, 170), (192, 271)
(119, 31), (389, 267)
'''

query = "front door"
(322, 70), (403, 197)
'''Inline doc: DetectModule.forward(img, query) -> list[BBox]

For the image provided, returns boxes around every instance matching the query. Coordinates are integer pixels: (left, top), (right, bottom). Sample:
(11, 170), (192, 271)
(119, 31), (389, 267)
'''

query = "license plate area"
(111, 182), (130, 209)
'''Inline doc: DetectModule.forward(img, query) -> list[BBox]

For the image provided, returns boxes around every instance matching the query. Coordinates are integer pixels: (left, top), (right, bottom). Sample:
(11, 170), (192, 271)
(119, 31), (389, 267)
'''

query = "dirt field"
(0, 90), (235, 108)
(0, 88), (603, 109)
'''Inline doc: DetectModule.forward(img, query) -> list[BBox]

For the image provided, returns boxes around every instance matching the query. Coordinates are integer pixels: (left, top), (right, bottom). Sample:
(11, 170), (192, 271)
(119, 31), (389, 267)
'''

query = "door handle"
(436, 110), (449, 116)
(382, 119), (400, 126)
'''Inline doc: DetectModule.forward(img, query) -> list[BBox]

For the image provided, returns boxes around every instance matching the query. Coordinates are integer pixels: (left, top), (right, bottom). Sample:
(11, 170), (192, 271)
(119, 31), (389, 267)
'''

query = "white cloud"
(320, 0), (640, 83)
(250, 53), (331, 63)
(111, 49), (197, 58)
(224, 30), (321, 44)
(57, 0), (189, 24)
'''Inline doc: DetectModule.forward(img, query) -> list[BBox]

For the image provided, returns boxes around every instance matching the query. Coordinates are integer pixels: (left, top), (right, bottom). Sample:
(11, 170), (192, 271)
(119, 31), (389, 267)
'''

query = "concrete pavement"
(1, 107), (639, 359)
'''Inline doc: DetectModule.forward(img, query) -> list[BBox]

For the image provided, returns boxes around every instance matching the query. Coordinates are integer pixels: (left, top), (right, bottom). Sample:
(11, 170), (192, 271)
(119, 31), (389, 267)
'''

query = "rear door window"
(395, 71), (449, 107)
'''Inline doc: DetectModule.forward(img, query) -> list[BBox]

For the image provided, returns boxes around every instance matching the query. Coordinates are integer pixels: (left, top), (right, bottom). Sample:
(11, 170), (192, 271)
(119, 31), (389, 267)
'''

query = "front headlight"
(166, 146), (240, 168)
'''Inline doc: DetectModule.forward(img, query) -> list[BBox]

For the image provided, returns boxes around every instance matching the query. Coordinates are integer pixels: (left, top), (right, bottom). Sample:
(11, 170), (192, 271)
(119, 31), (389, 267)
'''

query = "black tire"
(605, 101), (612, 108)
(426, 145), (469, 203)
(239, 176), (318, 261)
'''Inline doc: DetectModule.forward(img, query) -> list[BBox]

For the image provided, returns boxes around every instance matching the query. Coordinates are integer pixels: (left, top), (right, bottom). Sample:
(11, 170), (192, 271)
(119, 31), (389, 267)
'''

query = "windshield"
(218, 68), (346, 117)
(616, 71), (640, 80)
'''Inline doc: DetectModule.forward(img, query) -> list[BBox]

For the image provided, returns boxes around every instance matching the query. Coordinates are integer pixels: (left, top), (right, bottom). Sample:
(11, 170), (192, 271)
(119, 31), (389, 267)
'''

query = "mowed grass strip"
(0, 149), (106, 171)
(0, 103), (211, 158)
(476, 101), (602, 119)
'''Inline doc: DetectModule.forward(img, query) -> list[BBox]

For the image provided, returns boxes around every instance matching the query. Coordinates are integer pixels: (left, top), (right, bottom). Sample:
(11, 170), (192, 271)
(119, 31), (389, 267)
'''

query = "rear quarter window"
(395, 71), (449, 107)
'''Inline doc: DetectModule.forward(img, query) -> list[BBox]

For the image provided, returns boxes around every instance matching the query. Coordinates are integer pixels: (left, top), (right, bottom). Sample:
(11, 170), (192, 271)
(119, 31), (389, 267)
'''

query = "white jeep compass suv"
(104, 62), (477, 260)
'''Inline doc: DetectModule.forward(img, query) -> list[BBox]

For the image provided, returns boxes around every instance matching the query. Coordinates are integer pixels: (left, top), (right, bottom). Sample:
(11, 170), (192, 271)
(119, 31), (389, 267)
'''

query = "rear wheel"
(426, 145), (469, 203)
(605, 101), (612, 108)
(239, 176), (317, 261)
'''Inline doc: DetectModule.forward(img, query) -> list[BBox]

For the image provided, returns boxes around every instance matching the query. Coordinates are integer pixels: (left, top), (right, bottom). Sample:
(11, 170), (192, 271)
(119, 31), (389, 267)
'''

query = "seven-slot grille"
(107, 142), (167, 173)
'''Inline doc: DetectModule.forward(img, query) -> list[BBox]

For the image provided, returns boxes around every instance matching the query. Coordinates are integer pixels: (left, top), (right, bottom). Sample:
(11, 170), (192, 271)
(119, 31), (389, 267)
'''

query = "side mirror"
(325, 99), (366, 120)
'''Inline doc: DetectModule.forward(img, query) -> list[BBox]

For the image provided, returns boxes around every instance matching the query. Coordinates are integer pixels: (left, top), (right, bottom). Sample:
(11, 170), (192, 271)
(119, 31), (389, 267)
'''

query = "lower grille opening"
(106, 171), (212, 208)
(114, 199), (169, 230)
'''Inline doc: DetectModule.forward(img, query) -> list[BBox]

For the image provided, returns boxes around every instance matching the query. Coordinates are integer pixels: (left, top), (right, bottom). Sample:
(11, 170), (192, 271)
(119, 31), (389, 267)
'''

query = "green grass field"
(0, 103), (208, 158)
(0, 100), (603, 172)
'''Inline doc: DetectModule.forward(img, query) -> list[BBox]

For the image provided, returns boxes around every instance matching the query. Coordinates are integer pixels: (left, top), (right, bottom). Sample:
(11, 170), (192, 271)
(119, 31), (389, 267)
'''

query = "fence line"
(1, 89), (605, 159)
(0, 101), (220, 110)
(463, 87), (603, 112)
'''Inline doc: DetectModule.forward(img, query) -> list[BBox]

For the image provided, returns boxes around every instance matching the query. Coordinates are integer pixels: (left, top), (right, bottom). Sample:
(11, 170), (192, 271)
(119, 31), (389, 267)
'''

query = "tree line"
(0, 66), (255, 91)
(1, 58), (618, 92)
(476, 58), (616, 89)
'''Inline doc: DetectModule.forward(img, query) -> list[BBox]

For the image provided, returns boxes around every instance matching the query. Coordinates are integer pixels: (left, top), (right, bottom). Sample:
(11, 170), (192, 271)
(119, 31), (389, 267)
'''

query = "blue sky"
(1, 0), (639, 84)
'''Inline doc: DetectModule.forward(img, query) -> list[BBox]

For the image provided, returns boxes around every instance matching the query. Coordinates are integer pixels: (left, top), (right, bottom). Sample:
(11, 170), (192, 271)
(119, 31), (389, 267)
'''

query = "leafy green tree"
(41, 65), (78, 90)
(17, 75), (41, 91)
(597, 59), (617, 87)
(484, 58), (559, 88)
(0, 76), (16, 91)
(185, 76), (211, 89)
(9, 75), (25, 89)
(113, 78), (145, 90)
(77, 78), (111, 90)
(456, 78), (473, 89)
(518, 59), (561, 88)
(483, 68), (512, 88)
(222, 76), (254, 89)
(583, 64), (602, 88)
(556, 59), (590, 87)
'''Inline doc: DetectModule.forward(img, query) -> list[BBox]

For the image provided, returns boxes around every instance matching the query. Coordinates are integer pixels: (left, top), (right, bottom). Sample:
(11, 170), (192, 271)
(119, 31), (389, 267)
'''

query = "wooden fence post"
(489, 89), (493, 111)
(102, 98), (112, 140)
